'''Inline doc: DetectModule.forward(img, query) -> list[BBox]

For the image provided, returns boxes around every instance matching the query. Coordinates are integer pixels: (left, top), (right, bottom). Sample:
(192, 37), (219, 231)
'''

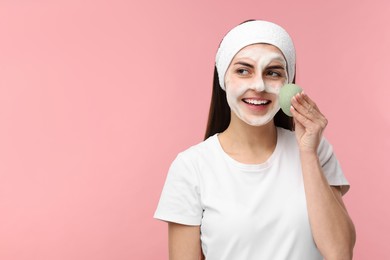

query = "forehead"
(233, 43), (286, 63)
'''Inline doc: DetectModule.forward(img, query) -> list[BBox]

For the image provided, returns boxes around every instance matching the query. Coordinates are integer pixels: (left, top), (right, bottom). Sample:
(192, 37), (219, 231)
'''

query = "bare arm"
(300, 151), (356, 259)
(291, 92), (356, 260)
(168, 222), (204, 260)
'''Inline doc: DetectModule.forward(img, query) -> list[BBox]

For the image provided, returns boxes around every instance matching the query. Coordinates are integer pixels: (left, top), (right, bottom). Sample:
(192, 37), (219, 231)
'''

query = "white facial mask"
(225, 45), (287, 126)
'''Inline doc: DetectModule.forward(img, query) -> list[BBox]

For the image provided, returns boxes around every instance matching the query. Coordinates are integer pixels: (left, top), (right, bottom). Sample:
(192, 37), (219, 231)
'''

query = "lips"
(242, 98), (271, 106)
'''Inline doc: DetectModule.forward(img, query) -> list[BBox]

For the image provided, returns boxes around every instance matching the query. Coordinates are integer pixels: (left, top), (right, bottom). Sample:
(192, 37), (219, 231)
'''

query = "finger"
(291, 93), (316, 121)
(292, 112), (304, 130)
(300, 91), (316, 108)
(300, 92), (328, 127)
(298, 93), (316, 112)
(291, 102), (328, 133)
(290, 105), (311, 127)
(294, 92), (328, 129)
(300, 92), (327, 117)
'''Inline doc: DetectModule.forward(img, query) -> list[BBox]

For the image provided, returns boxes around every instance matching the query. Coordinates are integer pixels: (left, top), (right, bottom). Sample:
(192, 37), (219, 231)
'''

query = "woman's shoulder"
(174, 134), (220, 163)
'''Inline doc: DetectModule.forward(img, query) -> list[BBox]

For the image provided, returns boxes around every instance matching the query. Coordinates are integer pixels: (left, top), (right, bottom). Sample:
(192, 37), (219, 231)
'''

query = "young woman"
(154, 20), (356, 260)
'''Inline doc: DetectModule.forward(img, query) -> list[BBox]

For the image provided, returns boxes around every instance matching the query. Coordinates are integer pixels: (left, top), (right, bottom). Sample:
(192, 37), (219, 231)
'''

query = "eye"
(236, 68), (250, 76)
(266, 70), (282, 78)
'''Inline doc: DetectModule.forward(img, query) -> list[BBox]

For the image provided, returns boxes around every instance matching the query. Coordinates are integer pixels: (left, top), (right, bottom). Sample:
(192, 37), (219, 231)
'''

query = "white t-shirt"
(154, 127), (349, 260)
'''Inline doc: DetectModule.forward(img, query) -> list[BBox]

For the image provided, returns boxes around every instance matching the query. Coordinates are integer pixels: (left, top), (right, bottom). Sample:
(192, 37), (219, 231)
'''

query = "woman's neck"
(218, 116), (278, 164)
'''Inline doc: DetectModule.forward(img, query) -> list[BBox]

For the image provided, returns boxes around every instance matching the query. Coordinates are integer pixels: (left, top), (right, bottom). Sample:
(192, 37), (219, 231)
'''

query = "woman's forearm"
(300, 151), (356, 260)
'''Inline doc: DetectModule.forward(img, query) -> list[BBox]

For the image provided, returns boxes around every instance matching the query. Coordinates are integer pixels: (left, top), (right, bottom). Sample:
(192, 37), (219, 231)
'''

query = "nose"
(251, 77), (265, 92)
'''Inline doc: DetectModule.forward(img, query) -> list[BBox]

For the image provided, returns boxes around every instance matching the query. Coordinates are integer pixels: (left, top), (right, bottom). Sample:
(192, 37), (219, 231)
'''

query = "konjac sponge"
(279, 83), (303, 117)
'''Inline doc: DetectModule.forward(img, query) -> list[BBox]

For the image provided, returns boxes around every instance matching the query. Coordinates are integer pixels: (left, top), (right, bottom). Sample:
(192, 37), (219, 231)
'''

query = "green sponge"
(279, 83), (303, 117)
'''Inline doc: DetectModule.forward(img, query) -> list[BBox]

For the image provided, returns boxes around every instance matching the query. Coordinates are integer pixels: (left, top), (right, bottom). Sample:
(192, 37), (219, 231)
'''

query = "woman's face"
(224, 44), (288, 126)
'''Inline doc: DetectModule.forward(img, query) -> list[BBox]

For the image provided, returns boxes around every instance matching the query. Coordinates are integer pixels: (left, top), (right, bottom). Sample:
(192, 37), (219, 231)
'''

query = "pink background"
(0, 0), (389, 259)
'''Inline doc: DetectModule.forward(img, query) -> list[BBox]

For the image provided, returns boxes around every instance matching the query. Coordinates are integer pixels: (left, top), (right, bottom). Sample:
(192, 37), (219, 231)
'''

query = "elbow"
(323, 236), (356, 260)
(324, 251), (354, 260)
(322, 246), (354, 260)
(344, 221), (357, 259)
(337, 246), (355, 260)
(323, 225), (356, 260)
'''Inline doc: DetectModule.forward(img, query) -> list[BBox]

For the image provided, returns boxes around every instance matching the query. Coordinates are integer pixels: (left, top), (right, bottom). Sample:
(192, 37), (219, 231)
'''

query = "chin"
(244, 117), (273, 127)
(243, 110), (279, 127)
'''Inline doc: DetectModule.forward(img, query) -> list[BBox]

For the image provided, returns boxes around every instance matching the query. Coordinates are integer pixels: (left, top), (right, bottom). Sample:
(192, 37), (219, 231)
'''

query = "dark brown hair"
(204, 66), (295, 140)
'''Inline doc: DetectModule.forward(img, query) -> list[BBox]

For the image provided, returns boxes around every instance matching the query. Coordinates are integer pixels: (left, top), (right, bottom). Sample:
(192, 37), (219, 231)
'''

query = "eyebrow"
(267, 65), (286, 70)
(233, 61), (255, 68)
(233, 62), (286, 71)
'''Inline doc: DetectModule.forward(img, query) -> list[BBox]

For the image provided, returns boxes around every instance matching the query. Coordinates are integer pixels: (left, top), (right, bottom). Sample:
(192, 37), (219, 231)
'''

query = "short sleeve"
(317, 137), (350, 195)
(154, 153), (203, 225)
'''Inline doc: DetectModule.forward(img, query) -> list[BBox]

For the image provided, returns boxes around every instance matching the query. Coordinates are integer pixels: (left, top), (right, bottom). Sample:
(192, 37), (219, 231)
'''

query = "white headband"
(216, 20), (296, 90)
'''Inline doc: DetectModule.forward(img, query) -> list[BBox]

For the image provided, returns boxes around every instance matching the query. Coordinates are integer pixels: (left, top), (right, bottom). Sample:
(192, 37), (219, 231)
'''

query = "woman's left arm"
(291, 92), (356, 260)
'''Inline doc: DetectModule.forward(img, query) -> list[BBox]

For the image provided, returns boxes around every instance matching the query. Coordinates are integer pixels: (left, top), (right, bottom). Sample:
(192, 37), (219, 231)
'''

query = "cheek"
(264, 83), (282, 95)
(266, 79), (287, 93)
(225, 79), (249, 97)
